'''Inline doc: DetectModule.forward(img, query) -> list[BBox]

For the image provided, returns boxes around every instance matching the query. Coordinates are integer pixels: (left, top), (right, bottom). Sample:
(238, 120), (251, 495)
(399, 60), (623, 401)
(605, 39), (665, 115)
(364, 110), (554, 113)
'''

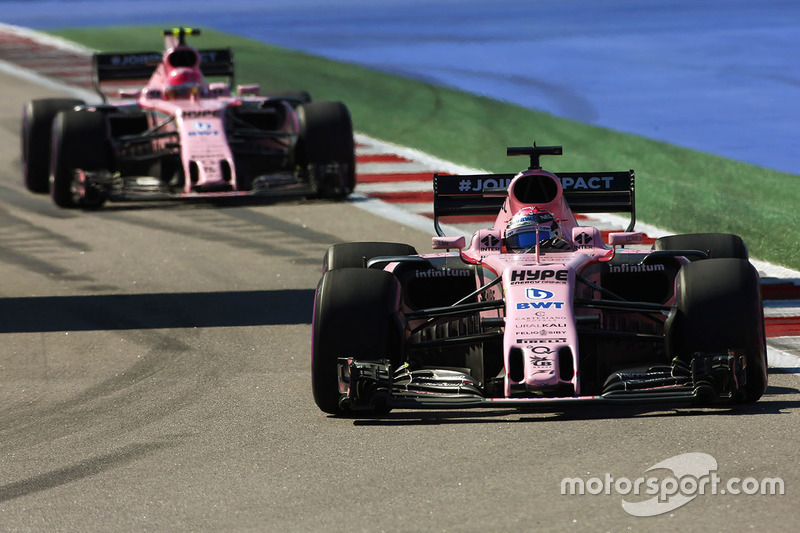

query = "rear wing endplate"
(432, 170), (635, 236)
(92, 48), (234, 100)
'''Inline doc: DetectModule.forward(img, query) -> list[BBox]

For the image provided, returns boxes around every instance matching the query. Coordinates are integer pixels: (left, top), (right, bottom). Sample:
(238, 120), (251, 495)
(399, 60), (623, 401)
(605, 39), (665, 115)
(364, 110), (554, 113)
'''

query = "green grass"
(53, 26), (800, 271)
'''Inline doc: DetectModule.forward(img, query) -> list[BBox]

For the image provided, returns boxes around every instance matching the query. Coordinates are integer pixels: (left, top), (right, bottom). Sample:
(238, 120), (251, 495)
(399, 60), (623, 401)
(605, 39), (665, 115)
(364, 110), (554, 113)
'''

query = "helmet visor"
(506, 227), (554, 251)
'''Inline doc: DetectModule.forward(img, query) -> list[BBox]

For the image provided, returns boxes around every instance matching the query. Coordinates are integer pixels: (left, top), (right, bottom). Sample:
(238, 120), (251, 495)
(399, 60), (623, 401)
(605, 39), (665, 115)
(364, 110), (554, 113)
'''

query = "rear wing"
(432, 170), (635, 236)
(92, 48), (235, 100)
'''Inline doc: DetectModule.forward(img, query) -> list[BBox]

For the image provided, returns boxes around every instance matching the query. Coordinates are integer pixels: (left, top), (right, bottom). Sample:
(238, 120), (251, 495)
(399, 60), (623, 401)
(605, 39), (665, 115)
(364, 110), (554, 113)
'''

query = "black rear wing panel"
(433, 170), (635, 236)
(92, 48), (235, 97)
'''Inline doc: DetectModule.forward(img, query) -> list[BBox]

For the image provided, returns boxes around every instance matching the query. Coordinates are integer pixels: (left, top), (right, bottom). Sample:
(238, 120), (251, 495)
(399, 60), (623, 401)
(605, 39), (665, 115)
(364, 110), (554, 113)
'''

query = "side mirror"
(208, 82), (231, 97)
(237, 84), (260, 96)
(432, 235), (466, 250)
(119, 88), (141, 99)
(608, 232), (643, 246)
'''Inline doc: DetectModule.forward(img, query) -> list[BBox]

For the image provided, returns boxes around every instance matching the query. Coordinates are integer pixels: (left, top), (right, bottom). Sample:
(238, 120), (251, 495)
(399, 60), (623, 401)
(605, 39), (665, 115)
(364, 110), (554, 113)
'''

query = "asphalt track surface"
(1, 0), (798, 174)
(0, 61), (800, 533)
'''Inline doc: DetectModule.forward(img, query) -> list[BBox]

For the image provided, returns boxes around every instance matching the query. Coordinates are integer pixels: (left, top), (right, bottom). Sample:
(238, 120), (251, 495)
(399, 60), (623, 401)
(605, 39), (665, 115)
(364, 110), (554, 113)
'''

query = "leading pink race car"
(312, 144), (767, 415)
(21, 27), (355, 208)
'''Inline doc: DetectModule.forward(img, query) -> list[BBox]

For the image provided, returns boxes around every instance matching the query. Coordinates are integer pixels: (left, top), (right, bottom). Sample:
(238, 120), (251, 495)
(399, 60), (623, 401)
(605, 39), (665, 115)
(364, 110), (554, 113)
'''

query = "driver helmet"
(165, 67), (204, 99)
(504, 206), (560, 251)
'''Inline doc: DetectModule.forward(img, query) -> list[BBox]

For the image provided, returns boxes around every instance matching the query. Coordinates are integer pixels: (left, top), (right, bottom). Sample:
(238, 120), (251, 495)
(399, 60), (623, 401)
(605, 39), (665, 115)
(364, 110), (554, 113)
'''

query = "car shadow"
(87, 194), (347, 213)
(0, 289), (315, 332)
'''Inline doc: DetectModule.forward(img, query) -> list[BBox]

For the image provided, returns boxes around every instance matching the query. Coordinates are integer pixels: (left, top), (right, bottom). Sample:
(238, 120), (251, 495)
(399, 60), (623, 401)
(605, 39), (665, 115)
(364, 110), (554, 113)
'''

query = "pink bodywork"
(428, 167), (650, 398)
(110, 32), (298, 193)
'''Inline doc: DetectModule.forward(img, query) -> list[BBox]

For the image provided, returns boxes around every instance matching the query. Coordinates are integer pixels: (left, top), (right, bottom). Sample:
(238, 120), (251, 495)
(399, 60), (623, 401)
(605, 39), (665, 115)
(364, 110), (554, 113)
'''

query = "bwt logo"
(526, 288), (554, 300)
(517, 302), (565, 310)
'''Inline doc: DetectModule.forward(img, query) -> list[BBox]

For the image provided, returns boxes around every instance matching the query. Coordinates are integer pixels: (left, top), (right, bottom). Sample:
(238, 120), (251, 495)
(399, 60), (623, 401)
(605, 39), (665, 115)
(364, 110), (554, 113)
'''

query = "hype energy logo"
(560, 453), (784, 517)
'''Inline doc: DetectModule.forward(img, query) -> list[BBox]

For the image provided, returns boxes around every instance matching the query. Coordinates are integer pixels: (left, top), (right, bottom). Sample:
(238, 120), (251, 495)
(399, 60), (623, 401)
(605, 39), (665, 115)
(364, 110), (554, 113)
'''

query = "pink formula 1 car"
(21, 27), (354, 208)
(312, 144), (767, 415)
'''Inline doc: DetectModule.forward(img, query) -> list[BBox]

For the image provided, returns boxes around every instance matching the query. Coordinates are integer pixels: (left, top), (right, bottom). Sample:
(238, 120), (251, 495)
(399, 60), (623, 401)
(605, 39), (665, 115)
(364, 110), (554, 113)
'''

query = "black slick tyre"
(50, 110), (111, 209)
(323, 242), (418, 271)
(297, 101), (355, 198)
(653, 233), (748, 260)
(311, 268), (403, 414)
(667, 258), (767, 402)
(21, 98), (85, 193)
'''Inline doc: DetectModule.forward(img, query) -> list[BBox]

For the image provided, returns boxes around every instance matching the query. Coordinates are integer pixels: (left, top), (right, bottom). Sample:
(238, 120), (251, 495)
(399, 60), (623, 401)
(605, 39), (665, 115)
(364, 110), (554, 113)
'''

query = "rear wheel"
(51, 110), (111, 209)
(323, 242), (418, 271)
(297, 101), (355, 198)
(311, 268), (404, 414)
(667, 258), (767, 402)
(653, 233), (748, 260)
(21, 98), (85, 193)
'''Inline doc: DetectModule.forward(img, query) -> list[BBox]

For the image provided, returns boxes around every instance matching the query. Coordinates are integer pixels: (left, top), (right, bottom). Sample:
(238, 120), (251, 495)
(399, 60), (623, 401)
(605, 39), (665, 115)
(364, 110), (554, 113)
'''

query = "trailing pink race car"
(312, 144), (767, 414)
(21, 27), (355, 208)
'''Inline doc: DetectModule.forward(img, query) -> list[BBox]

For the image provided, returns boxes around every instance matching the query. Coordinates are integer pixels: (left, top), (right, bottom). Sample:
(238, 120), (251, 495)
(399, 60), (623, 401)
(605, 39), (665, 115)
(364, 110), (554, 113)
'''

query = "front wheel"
(311, 268), (404, 414)
(50, 110), (111, 209)
(21, 98), (85, 193)
(666, 258), (767, 402)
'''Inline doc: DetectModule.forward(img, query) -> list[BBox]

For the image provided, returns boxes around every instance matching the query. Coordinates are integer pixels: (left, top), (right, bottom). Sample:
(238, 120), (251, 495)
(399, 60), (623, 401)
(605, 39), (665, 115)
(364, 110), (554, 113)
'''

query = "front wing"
(337, 351), (749, 412)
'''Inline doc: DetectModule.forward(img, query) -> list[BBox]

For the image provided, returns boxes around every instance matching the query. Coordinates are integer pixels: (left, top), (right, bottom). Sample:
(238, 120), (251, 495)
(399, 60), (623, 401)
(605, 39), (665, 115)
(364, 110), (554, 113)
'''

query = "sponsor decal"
(575, 232), (593, 248)
(458, 177), (512, 192)
(188, 130), (220, 137)
(515, 322), (567, 329)
(109, 53), (162, 67)
(184, 109), (222, 118)
(480, 234), (500, 249)
(530, 354), (556, 375)
(517, 338), (568, 344)
(608, 264), (666, 274)
(514, 312), (548, 320)
(510, 269), (569, 284)
(615, 233), (643, 245)
(479, 288), (497, 302)
(560, 175), (616, 190)
(515, 328), (568, 335)
(188, 120), (220, 137)
(529, 346), (552, 354)
(526, 288), (554, 300)
(517, 301), (565, 310)
(529, 355), (553, 367)
(415, 268), (472, 278)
